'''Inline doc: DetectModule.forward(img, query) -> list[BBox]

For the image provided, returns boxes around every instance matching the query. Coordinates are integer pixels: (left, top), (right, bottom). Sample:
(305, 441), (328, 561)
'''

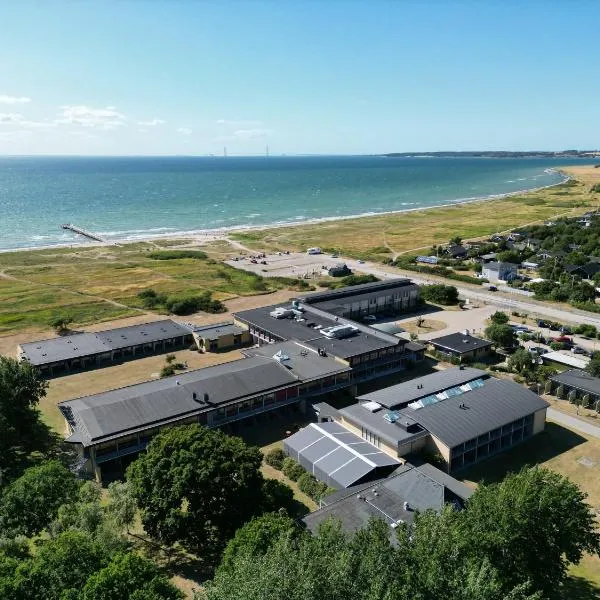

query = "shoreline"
(0, 169), (570, 254)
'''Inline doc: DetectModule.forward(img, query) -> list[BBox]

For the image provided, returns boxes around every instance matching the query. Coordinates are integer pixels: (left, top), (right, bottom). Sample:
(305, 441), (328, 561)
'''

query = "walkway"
(547, 407), (600, 440)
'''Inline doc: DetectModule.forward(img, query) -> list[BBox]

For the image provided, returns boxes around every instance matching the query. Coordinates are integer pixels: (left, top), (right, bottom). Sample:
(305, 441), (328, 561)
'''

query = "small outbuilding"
(191, 321), (250, 352)
(429, 331), (493, 362)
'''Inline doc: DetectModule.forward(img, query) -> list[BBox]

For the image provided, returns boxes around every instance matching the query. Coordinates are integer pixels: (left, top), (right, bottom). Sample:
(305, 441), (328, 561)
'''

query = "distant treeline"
(383, 150), (599, 158)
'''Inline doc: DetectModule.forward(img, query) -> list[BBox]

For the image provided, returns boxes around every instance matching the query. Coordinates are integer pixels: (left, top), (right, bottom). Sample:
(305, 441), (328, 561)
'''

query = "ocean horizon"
(0, 155), (596, 251)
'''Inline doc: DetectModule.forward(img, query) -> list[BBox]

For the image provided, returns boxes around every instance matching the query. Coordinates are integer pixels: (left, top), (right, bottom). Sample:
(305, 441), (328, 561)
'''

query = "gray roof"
(19, 320), (191, 366)
(235, 302), (403, 360)
(401, 378), (549, 449)
(483, 261), (518, 271)
(283, 421), (399, 489)
(429, 333), (492, 354)
(301, 278), (416, 306)
(550, 369), (600, 397)
(302, 464), (446, 535)
(59, 357), (298, 446)
(357, 367), (488, 410)
(191, 321), (246, 340)
(338, 403), (426, 447)
(242, 341), (352, 381)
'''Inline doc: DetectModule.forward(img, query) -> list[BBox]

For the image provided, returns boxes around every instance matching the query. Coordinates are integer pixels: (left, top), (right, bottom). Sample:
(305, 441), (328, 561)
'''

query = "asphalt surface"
(547, 407), (600, 439)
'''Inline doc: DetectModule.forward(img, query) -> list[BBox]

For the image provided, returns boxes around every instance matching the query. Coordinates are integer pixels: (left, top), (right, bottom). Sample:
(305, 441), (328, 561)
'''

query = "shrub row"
(265, 450), (333, 502)
(147, 250), (207, 260)
(136, 288), (225, 315)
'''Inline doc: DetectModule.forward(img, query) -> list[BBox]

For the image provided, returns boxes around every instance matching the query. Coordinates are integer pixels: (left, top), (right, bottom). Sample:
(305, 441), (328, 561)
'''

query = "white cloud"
(234, 128), (270, 140)
(0, 113), (56, 129)
(0, 113), (24, 123)
(137, 118), (165, 126)
(0, 95), (31, 105)
(138, 128), (148, 133)
(55, 105), (126, 129)
(216, 119), (264, 127)
(177, 127), (192, 135)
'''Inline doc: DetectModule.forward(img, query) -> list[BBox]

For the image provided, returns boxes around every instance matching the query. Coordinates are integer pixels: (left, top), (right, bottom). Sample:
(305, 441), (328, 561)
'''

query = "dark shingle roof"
(19, 320), (191, 366)
(550, 369), (600, 397)
(429, 333), (492, 355)
(357, 367), (488, 410)
(401, 378), (549, 448)
(59, 357), (298, 446)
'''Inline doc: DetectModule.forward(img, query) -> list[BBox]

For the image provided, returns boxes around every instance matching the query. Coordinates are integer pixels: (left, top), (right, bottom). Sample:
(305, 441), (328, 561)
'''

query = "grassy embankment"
(230, 166), (600, 261)
(0, 242), (304, 334)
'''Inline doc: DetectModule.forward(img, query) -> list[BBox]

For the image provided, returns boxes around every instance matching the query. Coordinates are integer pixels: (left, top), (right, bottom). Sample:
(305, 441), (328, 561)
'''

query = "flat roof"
(301, 278), (415, 305)
(541, 352), (589, 369)
(235, 303), (403, 360)
(59, 356), (298, 446)
(429, 333), (492, 354)
(357, 367), (488, 410)
(550, 369), (600, 397)
(338, 403), (425, 447)
(284, 421), (399, 489)
(400, 378), (549, 449)
(19, 319), (191, 366)
(242, 341), (352, 381)
(191, 322), (246, 340)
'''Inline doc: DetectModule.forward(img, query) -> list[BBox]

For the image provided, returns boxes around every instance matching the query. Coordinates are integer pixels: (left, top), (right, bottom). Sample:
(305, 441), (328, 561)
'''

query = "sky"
(1, 0), (599, 156)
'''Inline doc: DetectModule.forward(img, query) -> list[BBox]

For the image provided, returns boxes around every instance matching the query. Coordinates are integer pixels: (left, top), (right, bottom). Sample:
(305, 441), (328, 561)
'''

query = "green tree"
(490, 311), (509, 325)
(81, 551), (182, 600)
(0, 461), (79, 537)
(484, 323), (516, 348)
(127, 424), (265, 559)
(464, 467), (600, 599)
(496, 250), (521, 264)
(0, 357), (53, 482)
(49, 315), (74, 334)
(106, 481), (137, 534)
(219, 512), (301, 574)
(507, 348), (536, 380)
(420, 284), (459, 305)
(12, 530), (111, 600)
(586, 357), (600, 378)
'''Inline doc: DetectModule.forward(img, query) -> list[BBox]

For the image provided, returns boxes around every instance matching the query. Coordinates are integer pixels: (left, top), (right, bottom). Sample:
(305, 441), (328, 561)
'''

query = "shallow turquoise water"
(0, 155), (594, 250)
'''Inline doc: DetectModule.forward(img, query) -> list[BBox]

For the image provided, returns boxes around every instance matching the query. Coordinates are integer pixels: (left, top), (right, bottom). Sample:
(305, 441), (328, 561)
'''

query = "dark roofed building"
(18, 320), (194, 377)
(320, 369), (548, 473)
(549, 369), (600, 404)
(564, 263), (600, 280)
(59, 345), (353, 482)
(446, 245), (468, 259)
(302, 463), (473, 538)
(355, 367), (488, 410)
(429, 332), (493, 362)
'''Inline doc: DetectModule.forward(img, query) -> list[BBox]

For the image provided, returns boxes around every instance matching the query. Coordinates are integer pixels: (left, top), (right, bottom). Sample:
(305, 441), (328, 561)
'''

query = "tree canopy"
(126, 424), (266, 559)
(0, 461), (79, 537)
(420, 284), (459, 305)
(484, 323), (516, 348)
(490, 311), (509, 324)
(0, 357), (53, 482)
(586, 355), (600, 378)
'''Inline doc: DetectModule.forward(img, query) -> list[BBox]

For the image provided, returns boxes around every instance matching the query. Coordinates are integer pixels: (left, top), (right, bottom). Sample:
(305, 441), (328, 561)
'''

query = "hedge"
(264, 448), (286, 470)
(282, 457), (305, 481)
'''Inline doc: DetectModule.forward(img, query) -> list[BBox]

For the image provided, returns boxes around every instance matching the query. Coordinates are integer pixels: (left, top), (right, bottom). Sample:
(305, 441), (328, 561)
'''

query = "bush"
(490, 311), (509, 324)
(160, 365), (176, 378)
(282, 457), (305, 481)
(264, 448), (286, 470)
(297, 473), (329, 502)
(420, 284), (459, 305)
(147, 250), (207, 260)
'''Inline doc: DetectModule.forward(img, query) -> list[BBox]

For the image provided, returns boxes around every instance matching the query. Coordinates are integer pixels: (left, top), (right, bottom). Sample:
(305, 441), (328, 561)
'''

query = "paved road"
(340, 257), (600, 329)
(547, 407), (600, 439)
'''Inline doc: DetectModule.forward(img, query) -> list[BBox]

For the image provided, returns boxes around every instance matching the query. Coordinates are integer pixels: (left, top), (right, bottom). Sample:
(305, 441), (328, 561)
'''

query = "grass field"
(230, 167), (599, 260)
(461, 420), (600, 598)
(0, 242), (298, 334)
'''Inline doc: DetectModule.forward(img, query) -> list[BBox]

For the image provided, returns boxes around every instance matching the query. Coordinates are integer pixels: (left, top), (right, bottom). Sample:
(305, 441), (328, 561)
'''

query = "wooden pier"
(61, 223), (107, 243)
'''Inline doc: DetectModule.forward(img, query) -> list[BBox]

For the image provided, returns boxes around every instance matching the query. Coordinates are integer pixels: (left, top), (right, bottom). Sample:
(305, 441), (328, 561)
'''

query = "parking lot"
(225, 251), (365, 279)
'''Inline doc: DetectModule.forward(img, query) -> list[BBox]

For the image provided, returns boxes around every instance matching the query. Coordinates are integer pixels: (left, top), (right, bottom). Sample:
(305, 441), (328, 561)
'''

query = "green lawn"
(0, 242), (298, 333)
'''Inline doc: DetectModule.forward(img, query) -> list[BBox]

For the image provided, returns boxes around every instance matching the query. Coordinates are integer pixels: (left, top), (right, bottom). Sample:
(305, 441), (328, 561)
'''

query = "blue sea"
(0, 155), (595, 251)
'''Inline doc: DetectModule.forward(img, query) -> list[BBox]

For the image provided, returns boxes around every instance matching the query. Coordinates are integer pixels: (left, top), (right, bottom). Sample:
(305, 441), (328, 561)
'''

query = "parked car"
(530, 346), (547, 356)
(548, 322), (561, 331)
(536, 319), (549, 328)
(487, 285), (498, 292)
(571, 346), (591, 356)
(551, 336), (573, 346)
(560, 326), (572, 335)
(362, 315), (377, 323)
